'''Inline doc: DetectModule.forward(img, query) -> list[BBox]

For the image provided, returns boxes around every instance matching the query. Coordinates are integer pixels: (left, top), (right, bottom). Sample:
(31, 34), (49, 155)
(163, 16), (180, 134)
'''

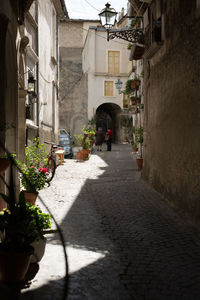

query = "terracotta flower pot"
(131, 81), (136, 89)
(0, 158), (10, 174)
(23, 191), (38, 205)
(131, 100), (136, 105)
(0, 247), (33, 283)
(76, 151), (83, 160)
(136, 157), (143, 171)
(81, 149), (89, 159)
(136, 80), (141, 86)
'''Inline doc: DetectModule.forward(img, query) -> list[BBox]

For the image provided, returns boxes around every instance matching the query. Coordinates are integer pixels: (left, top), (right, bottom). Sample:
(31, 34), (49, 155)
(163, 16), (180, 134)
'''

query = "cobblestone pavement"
(21, 144), (200, 300)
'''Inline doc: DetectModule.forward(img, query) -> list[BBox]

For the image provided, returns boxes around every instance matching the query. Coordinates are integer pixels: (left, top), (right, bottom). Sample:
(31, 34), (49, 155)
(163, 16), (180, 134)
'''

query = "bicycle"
(44, 141), (58, 183)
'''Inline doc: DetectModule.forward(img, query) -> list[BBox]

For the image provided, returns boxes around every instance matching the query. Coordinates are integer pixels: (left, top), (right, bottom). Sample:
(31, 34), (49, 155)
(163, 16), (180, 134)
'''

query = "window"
(108, 51), (120, 74)
(104, 81), (114, 97)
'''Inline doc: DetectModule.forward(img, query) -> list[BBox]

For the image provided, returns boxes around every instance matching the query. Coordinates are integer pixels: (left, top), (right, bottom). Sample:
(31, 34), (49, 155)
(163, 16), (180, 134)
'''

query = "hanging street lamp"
(98, 3), (117, 29)
(28, 76), (36, 94)
(115, 78), (123, 94)
(99, 3), (144, 44)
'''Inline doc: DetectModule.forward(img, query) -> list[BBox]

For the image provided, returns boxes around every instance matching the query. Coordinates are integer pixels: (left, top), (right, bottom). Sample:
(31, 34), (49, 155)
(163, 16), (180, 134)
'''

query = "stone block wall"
(143, 0), (200, 218)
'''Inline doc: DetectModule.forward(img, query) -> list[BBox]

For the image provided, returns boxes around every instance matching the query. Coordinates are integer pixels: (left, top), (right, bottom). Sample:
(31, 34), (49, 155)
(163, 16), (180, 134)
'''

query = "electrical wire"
(83, 0), (101, 12)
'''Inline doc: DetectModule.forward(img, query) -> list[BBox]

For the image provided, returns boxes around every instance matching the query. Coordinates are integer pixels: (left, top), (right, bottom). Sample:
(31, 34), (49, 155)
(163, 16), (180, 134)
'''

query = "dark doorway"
(96, 103), (121, 142)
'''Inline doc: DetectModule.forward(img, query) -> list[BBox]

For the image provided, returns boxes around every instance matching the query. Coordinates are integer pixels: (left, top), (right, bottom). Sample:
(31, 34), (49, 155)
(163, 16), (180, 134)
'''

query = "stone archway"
(96, 103), (122, 143)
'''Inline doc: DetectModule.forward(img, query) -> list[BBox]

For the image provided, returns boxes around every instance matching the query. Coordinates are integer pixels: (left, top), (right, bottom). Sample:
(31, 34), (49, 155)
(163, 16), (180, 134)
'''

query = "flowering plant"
(21, 165), (48, 193)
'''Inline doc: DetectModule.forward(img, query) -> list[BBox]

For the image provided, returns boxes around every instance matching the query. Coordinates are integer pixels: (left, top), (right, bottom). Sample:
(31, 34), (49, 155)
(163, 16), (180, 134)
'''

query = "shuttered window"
(104, 81), (114, 97)
(108, 51), (120, 74)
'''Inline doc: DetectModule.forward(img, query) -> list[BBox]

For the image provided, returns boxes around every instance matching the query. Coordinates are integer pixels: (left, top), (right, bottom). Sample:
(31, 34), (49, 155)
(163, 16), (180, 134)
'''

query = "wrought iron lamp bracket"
(107, 28), (144, 43)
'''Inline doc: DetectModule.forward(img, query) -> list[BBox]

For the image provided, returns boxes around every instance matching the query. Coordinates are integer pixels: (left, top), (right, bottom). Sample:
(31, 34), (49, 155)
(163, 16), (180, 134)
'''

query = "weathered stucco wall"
(143, 0), (200, 218)
(59, 20), (97, 134)
(59, 46), (88, 134)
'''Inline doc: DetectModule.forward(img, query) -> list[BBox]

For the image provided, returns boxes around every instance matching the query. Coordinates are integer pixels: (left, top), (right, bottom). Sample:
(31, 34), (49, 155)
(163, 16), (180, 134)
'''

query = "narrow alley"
(22, 144), (200, 300)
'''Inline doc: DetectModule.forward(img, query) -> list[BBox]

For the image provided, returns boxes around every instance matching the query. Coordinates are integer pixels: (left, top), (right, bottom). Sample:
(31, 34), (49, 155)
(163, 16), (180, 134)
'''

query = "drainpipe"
(36, 0), (39, 138)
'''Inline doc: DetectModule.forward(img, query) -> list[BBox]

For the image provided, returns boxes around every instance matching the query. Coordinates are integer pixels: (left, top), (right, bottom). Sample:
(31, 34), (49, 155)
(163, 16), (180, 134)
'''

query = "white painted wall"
(83, 27), (130, 119)
(38, 0), (58, 138)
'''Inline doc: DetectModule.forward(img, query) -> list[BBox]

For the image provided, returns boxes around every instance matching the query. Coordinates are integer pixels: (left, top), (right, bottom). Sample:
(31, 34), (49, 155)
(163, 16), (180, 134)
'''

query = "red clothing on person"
(106, 129), (112, 139)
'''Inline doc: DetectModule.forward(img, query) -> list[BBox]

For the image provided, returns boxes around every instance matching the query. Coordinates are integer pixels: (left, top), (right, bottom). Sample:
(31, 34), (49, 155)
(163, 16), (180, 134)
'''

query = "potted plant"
(131, 96), (137, 105)
(136, 96), (141, 104)
(74, 134), (90, 160)
(125, 79), (136, 94)
(20, 165), (48, 205)
(132, 142), (138, 153)
(0, 182), (54, 283)
(134, 76), (141, 87)
(130, 17), (141, 29)
(24, 138), (48, 169)
(17, 139), (49, 204)
(135, 127), (143, 170)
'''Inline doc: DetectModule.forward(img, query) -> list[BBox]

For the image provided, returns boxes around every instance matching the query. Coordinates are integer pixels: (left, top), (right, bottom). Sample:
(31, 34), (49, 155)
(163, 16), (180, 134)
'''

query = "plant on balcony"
(130, 17), (141, 29)
(125, 80), (135, 94)
(130, 96), (137, 105)
(134, 76), (141, 87)
(136, 96), (141, 104)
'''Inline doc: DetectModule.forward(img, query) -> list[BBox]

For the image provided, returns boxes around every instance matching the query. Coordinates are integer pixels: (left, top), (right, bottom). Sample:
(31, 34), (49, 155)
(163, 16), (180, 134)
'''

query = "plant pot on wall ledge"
(136, 157), (143, 171)
(129, 44), (145, 61)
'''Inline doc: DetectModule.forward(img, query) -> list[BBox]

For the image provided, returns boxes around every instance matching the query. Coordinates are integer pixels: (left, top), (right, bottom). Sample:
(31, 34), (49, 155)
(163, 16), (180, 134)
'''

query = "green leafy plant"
(130, 17), (141, 29)
(0, 192), (55, 250)
(132, 141), (138, 149)
(120, 115), (132, 127)
(20, 165), (48, 193)
(125, 80), (134, 94)
(25, 138), (48, 168)
(140, 103), (144, 110)
(82, 126), (96, 137)
(74, 134), (91, 150)
(127, 43), (132, 50)
(136, 127), (143, 158)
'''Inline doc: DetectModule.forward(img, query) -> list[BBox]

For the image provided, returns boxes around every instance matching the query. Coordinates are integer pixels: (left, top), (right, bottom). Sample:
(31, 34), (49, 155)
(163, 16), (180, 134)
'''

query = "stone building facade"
(59, 19), (100, 135)
(0, 0), (67, 209)
(141, 0), (200, 218)
(59, 19), (131, 141)
(25, 0), (67, 145)
(82, 26), (130, 142)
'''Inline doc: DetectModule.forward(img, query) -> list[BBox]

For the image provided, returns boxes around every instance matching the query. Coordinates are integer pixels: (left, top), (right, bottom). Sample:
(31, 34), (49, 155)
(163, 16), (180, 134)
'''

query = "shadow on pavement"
(22, 144), (200, 300)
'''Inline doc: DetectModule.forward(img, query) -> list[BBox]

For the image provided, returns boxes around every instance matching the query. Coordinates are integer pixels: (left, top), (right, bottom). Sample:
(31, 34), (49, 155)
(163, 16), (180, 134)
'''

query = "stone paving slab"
(21, 144), (200, 300)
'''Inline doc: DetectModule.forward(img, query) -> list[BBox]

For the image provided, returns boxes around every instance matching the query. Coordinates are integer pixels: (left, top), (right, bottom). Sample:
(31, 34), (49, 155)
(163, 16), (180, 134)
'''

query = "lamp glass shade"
(115, 79), (123, 90)
(99, 3), (117, 28)
(28, 77), (36, 93)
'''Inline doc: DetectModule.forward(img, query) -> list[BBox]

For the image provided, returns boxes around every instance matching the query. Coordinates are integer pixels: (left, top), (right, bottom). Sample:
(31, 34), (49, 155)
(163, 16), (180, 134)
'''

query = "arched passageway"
(96, 103), (122, 143)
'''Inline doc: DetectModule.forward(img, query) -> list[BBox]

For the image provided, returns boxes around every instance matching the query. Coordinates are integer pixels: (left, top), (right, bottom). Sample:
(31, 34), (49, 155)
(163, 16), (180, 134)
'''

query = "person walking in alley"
(95, 127), (104, 151)
(106, 129), (112, 151)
